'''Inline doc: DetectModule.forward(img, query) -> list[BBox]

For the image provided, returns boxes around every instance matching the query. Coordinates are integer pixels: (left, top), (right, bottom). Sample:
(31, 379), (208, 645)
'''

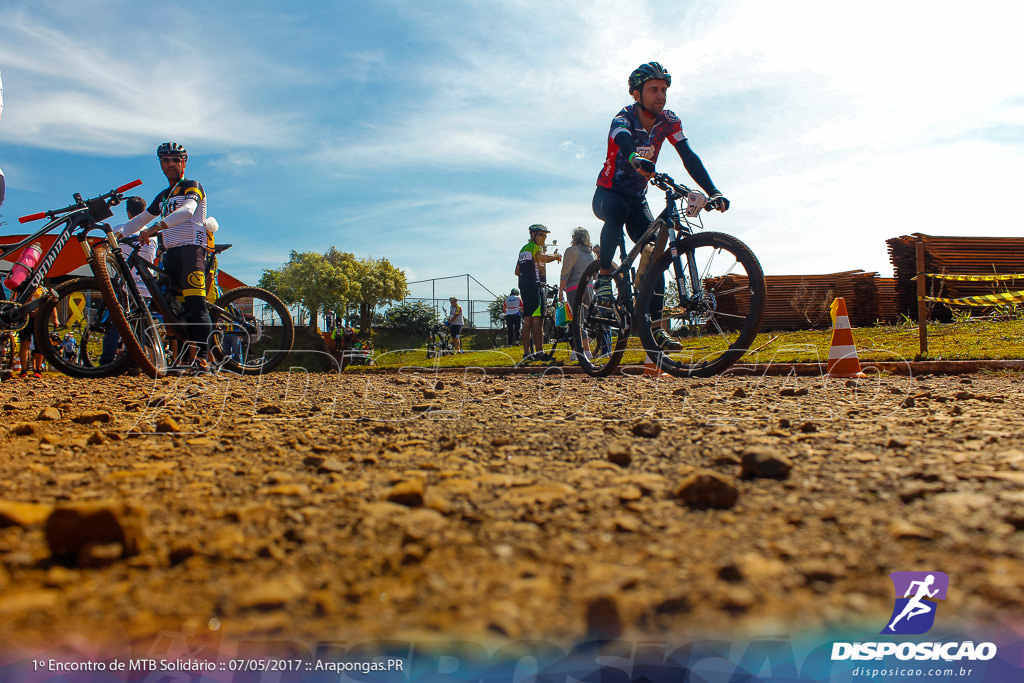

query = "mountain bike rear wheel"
(636, 231), (765, 378)
(91, 244), (167, 378)
(33, 277), (136, 378)
(0, 333), (15, 375)
(569, 260), (630, 377)
(210, 286), (294, 374)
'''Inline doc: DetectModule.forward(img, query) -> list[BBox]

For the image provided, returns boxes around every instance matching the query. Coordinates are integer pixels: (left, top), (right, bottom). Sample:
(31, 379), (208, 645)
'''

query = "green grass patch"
(348, 319), (1024, 369)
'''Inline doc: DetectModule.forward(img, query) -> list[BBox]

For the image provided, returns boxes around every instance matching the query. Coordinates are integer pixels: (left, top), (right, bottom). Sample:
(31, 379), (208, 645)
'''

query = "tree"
(349, 257), (408, 331)
(385, 301), (435, 334)
(488, 295), (505, 326)
(258, 248), (408, 333)
(259, 250), (351, 333)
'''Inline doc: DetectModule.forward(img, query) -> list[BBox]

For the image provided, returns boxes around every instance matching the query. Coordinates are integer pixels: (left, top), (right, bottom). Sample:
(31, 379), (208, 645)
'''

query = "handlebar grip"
(18, 212), (47, 224)
(115, 179), (143, 194)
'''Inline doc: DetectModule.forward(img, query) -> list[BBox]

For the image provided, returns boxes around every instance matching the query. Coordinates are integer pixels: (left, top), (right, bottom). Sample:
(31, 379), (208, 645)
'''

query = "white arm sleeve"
(163, 198), (198, 228)
(118, 210), (159, 237)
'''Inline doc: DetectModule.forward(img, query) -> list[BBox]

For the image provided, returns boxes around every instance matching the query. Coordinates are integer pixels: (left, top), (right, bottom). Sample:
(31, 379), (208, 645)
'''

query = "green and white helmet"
(628, 62), (671, 94)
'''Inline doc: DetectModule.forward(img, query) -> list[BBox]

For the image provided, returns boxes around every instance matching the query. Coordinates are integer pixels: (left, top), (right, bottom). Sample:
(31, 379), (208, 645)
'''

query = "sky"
(1, 0), (1022, 318)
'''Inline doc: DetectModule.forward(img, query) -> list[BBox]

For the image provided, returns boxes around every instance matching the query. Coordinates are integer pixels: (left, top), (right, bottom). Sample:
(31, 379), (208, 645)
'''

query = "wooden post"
(916, 240), (927, 355)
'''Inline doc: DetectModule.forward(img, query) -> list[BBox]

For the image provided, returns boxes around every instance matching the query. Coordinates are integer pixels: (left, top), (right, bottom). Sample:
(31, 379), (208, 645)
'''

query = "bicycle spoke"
(637, 232), (765, 377)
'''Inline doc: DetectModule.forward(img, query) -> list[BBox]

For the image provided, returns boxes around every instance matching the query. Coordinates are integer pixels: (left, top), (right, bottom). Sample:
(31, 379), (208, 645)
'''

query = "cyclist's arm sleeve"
(613, 130), (638, 159)
(162, 198), (198, 228)
(118, 210), (159, 237)
(673, 138), (720, 196)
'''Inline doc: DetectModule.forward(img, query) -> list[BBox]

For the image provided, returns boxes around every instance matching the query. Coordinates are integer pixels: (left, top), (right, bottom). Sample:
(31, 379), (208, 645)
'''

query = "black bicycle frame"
(121, 240), (249, 341)
(1, 211), (117, 316)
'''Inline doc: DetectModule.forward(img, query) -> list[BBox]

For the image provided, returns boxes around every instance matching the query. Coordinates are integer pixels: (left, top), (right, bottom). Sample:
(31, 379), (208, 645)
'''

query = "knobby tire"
(90, 244), (166, 378)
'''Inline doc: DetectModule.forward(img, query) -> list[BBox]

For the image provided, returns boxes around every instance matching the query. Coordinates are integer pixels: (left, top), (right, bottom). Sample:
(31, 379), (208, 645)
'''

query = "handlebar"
(649, 172), (723, 213)
(18, 179), (143, 224)
(650, 172), (692, 197)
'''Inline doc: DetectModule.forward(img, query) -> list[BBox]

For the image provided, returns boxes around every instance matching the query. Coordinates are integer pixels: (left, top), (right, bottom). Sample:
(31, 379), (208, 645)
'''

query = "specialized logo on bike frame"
(881, 571), (949, 635)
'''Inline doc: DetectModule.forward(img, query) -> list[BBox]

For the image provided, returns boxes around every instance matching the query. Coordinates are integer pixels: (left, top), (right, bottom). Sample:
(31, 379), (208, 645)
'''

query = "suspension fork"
(616, 233), (634, 300)
(668, 239), (701, 304)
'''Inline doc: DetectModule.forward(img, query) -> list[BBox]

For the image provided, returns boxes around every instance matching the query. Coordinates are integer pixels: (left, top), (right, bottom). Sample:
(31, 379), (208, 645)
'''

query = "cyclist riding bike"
(593, 61), (730, 350)
(117, 142), (213, 372)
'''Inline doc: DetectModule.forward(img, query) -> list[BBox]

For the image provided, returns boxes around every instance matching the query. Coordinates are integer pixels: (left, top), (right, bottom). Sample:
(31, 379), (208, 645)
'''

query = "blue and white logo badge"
(881, 571), (949, 635)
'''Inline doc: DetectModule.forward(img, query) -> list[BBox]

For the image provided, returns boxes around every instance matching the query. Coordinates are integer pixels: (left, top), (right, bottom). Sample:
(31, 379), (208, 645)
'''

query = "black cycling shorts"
(163, 244), (208, 299)
(521, 284), (545, 318)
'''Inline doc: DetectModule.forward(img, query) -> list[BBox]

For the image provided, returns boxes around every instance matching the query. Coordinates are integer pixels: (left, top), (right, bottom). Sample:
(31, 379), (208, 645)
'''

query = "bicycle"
(426, 322), (454, 358)
(119, 236), (294, 374)
(3, 180), (166, 378)
(570, 172), (766, 378)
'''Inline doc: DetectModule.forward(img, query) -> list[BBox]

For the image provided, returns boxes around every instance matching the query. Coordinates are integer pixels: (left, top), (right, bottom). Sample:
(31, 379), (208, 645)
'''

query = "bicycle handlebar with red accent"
(17, 179), (143, 223)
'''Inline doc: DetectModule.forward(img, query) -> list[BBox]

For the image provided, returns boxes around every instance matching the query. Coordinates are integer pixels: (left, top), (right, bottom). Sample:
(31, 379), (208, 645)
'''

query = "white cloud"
(3, 0), (1022, 290)
(0, 7), (302, 155)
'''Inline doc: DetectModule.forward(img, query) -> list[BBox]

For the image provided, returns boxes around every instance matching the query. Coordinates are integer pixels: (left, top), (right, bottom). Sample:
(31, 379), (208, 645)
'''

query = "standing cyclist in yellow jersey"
(118, 142), (213, 372)
(515, 224), (561, 362)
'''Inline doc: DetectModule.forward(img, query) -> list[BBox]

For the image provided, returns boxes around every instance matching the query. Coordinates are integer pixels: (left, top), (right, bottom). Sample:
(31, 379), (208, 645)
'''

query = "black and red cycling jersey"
(596, 103), (688, 198)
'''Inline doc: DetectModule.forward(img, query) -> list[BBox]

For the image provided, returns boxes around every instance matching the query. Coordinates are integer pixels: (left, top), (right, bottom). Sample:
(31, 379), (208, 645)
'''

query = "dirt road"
(2, 368), (1023, 655)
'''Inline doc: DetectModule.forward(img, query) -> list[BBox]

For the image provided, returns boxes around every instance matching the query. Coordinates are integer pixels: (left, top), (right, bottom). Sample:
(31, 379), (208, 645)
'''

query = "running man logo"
(881, 571), (949, 635)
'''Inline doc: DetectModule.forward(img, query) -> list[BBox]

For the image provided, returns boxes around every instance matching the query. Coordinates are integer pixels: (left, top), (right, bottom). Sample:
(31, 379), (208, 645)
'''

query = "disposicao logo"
(881, 571), (949, 635)
(831, 570), (998, 663)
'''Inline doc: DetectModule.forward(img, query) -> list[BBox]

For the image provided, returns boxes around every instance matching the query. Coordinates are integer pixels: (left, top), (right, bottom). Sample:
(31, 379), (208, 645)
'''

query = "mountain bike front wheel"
(91, 244), (167, 378)
(636, 231), (765, 378)
(569, 260), (630, 377)
(210, 286), (294, 374)
(33, 276), (137, 378)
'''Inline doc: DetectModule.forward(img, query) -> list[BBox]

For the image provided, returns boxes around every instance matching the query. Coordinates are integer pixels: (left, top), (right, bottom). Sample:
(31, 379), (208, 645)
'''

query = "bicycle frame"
(119, 238), (271, 357)
(1, 180), (141, 328)
(602, 175), (706, 329)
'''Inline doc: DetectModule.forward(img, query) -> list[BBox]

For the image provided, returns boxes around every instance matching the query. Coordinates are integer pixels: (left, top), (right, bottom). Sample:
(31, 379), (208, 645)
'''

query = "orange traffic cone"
(826, 297), (866, 378)
(643, 351), (664, 377)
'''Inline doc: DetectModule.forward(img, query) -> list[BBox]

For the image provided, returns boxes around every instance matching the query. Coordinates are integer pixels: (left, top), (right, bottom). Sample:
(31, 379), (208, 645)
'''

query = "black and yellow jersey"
(146, 179), (208, 249)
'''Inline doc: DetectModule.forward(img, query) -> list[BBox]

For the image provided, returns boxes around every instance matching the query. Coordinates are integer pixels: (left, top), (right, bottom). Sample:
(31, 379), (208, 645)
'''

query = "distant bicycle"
(426, 322), (453, 358)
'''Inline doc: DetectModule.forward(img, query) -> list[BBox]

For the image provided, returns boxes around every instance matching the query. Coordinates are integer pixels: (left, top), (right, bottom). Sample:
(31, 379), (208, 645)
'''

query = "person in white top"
(448, 296), (464, 353)
(116, 196), (158, 298)
(503, 288), (522, 346)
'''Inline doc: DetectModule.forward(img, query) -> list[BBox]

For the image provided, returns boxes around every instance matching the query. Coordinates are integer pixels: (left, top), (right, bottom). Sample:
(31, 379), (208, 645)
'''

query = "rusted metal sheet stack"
(877, 278), (899, 323)
(886, 233), (1024, 319)
(711, 270), (896, 330)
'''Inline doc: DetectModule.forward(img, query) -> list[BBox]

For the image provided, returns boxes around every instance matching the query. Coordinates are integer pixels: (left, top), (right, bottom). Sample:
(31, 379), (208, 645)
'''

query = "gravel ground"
(1, 368), (1023, 653)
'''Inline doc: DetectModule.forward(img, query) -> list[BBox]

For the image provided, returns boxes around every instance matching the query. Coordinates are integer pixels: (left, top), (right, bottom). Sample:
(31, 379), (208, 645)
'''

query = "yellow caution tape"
(923, 290), (1024, 306)
(918, 273), (1024, 282)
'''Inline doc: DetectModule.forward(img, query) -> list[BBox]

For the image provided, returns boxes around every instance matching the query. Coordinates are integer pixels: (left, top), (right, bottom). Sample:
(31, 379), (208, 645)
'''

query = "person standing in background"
(515, 224), (561, 362)
(503, 288), (522, 346)
(448, 296), (464, 353)
(559, 227), (596, 361)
